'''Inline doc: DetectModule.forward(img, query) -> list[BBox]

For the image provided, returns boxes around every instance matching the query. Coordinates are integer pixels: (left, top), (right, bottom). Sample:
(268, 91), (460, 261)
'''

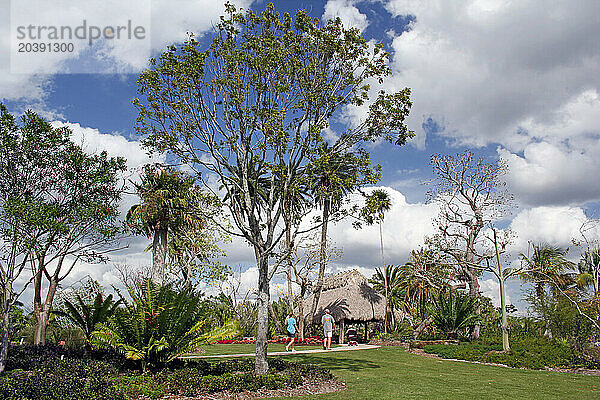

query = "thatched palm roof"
(303, 270), (388, 323)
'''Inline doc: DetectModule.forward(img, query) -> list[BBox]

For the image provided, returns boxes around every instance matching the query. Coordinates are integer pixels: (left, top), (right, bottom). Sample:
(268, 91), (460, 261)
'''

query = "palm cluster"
(519, 243), (575, 298)
(127, 165), (206, 283)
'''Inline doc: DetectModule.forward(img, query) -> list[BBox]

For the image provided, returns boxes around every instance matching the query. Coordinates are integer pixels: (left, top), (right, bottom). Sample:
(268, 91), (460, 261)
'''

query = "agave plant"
(92, 279), (239, 371)
(430, 291), (480, 339)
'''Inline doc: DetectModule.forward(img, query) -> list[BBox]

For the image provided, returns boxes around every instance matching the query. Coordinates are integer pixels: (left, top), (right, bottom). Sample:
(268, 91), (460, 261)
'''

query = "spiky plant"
(431, 291), (480, 339)
(54, 292), (121, 344)
(92, 279), (239, 371)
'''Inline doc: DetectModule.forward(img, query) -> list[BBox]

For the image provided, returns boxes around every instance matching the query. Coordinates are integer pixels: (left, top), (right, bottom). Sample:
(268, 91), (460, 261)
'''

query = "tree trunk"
(33, 263), (59, 346)
(297, 297), (305, 340)
(285, 221), (294, 312)
(152, 227), (167, 284)
(34, 308), (50, 345)
(0, 305), (10, 373)
(494, 230), (510, 352)
(468, 274), (481, 340)
(255, 254), (269, 374)
(380, 221), (388, 334)
(310, 199), (330, 324)
(268, 302), (283, 334)
(413, 317), (433, 339)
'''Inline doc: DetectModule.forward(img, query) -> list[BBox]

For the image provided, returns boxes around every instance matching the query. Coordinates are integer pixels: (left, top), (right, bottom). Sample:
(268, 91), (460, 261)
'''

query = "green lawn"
(197, 344), (599, 399)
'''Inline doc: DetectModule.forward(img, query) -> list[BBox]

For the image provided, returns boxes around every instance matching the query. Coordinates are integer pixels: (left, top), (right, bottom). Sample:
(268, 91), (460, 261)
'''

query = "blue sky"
(2, 0), (600, 311)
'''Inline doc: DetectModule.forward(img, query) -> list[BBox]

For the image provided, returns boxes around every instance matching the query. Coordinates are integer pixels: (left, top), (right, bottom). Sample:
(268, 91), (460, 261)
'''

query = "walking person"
(321, 308), (335, 350)
(285, 312), (297, 352)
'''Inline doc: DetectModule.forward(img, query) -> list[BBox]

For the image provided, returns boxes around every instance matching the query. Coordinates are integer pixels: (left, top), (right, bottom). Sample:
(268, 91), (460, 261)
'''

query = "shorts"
(287, 331), (296, 338)
(324, 331), (332, 338)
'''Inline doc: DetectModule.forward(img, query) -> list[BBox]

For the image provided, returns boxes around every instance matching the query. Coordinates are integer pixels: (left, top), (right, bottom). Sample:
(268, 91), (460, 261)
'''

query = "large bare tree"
(427, 150), (511, 339)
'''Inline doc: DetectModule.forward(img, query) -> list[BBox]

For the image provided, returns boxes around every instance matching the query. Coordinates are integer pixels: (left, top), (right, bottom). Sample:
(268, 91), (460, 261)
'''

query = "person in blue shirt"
(285, 312), (297, 352)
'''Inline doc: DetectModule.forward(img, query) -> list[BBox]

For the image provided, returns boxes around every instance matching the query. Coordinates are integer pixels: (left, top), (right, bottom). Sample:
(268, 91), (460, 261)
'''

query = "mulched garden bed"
(162, 378), (346, 399)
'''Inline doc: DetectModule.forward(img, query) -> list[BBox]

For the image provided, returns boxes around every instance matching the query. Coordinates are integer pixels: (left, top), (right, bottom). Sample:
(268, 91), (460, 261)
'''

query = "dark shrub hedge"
(1, 345), (333, 399)
(6, 344), (136, 372)
(0, 359), (125, 400)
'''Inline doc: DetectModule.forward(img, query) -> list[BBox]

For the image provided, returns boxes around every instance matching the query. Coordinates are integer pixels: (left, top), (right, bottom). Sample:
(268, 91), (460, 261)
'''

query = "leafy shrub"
(164, 369), (303, 396)
(111, 374), (166, 399)
(6, 344), (135, 372)
(156, 358), (329, 396)
(0, 359), (125, 400)
(424, 336), (592, 370)
(2, 343), (332, 399)
(430, 291), (480, 339)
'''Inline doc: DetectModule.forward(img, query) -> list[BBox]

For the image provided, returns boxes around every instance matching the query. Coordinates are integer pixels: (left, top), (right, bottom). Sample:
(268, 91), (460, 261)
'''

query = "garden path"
(180, 344), (380, 359)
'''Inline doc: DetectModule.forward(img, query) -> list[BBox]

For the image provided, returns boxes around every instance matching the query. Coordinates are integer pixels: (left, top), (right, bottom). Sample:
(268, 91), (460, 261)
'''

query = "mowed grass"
(196, 344), (599, 400)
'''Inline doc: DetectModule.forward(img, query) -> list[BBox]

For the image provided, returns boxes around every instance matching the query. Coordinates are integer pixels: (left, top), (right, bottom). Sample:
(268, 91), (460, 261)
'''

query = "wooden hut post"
(364, 321), (369, 340)
(339, 318), (345, 344)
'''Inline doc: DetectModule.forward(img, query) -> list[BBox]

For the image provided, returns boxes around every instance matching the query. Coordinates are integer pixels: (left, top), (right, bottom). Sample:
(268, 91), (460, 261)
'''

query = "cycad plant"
(54, 292), (121, 347)
(93, 279), (239, 371)
(431, 291), (480, 339)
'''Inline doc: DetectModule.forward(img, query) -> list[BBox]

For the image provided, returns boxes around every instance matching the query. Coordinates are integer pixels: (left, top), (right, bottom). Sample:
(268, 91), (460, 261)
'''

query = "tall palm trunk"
(152, 226), (167, 284)
(310, 198), (330, 326)
(380, 221), (388, 334)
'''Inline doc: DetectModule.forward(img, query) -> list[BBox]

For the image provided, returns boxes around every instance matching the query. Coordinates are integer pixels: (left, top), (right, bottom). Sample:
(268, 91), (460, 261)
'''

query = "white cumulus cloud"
(322, 0), (369, 33)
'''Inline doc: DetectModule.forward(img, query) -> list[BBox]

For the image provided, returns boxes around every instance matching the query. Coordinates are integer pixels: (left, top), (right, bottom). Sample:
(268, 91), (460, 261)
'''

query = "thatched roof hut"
(302, 270), (391, 342)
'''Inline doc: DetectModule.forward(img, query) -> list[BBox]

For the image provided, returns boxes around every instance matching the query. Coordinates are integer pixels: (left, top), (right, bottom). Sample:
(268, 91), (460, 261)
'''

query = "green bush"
(93, 279), (240, 371)
(423, 336), (590, 370)
(111, 374), (166, 399)
(163, 368), (302, 396)
(1, 344), (331, 399)
(0, 359), (125, 400)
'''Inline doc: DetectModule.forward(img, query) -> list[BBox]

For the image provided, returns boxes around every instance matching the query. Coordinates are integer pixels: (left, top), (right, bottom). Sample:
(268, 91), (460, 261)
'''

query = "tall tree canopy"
(0, 104), (126, 357)
(133, 3), (413, 373)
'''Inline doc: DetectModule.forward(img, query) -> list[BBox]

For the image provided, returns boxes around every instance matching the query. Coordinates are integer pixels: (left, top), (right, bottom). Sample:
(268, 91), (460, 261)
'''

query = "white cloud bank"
(1, 0), (252, 101)
(385, 0), (600, 149)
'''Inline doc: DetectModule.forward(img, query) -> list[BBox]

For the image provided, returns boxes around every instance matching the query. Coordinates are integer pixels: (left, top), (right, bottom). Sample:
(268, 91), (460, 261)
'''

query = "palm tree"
(127, 165), (203, 284)
(369, 265), (403, 324)
(361, 189), (392, 331)
(54, 292), (121, 348)
(520, 243), (574, 337)
(520, 243), (574, 298)
(577, 249), (600, 298)
(399, 249), (454, 321)
(308, 145), (363, 323)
